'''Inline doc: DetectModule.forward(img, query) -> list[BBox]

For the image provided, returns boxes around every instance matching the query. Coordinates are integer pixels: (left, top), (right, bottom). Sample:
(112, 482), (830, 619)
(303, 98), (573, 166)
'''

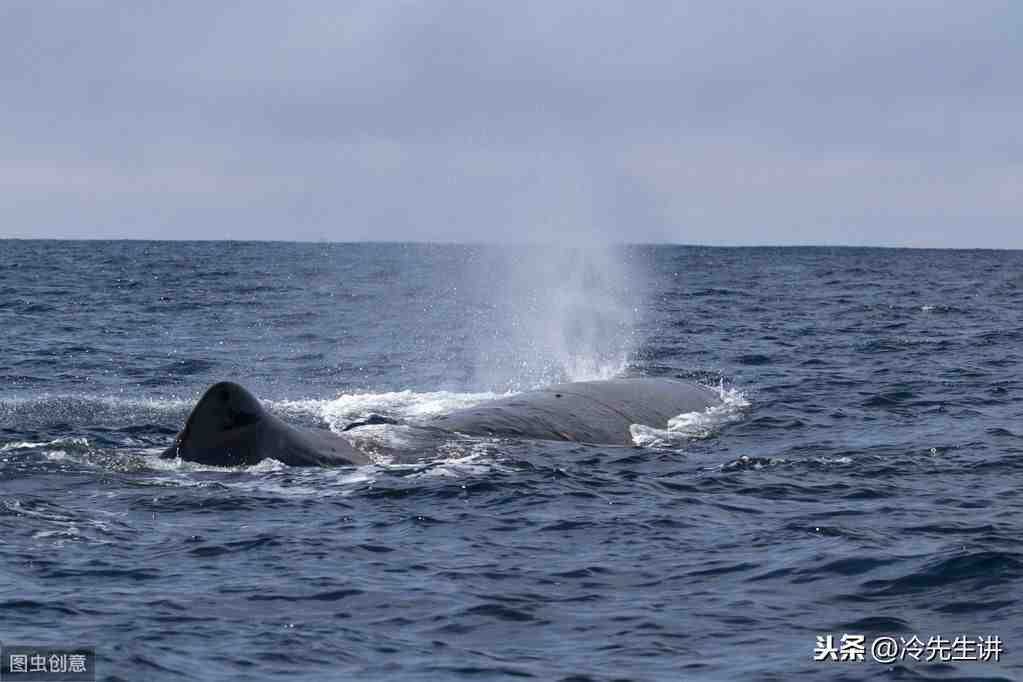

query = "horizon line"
(1, 236), (1021, 252)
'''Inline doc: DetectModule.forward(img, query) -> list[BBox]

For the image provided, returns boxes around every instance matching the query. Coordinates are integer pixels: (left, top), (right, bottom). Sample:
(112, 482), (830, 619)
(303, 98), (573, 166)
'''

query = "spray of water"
(469, 243), (643, 391)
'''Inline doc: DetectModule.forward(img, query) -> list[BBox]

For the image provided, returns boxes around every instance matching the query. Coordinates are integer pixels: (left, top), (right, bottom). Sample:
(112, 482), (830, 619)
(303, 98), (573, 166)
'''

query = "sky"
(2, 1), (1020, 247)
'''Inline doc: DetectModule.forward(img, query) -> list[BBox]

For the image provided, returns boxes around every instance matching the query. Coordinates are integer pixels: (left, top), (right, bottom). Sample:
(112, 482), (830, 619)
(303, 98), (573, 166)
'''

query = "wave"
(630, 384), (750, 447)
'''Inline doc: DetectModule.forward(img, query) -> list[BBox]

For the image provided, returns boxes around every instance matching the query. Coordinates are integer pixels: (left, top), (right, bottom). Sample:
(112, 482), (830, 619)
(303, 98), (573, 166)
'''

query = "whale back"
(162, 382), (368, 466)
(430, 378), (719, 445)
(187, 381), (264, 443)
(163, 377), (720, 466)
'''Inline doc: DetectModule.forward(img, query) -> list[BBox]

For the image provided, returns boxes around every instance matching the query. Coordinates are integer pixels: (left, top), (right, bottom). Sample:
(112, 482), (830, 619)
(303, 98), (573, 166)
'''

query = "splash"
(1, 437), (88, 452)
(469, 244), (643, 390)
(273, 389), (504, 432)
(630, 384), (750, 447)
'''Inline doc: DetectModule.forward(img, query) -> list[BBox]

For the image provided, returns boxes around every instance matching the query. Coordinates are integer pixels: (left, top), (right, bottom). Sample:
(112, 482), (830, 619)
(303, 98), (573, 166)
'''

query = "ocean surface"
(1, 240), (1021, 682)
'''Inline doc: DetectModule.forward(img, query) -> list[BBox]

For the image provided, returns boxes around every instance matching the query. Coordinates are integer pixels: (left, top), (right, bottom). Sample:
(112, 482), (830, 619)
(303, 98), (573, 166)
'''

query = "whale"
(161, 378), (720, 467)
(160, 381), (370, 466)
(430, 378), (718, 446)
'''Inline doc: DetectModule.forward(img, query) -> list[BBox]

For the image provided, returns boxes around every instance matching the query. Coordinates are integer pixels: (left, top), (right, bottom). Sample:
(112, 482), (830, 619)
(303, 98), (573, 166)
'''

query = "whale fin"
(183, 381), (263, 442)
(162, 382), (368, 467)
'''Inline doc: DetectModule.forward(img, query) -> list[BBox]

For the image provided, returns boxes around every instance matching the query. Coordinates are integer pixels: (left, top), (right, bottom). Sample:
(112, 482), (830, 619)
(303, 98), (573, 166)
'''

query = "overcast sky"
(2, 1), (1020, 247)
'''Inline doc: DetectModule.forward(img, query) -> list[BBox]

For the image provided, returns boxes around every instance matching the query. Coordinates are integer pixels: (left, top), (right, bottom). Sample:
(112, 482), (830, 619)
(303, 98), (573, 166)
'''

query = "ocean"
(1, 240), (1020, 681)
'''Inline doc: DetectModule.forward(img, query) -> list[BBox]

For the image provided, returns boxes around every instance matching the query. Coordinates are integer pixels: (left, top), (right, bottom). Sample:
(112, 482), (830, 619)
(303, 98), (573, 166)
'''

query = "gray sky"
(2, 1), (1020, 247)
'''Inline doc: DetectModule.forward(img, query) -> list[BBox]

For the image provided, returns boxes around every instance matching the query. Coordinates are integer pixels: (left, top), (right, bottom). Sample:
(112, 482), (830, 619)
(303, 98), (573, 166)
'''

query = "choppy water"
(1, 241), (1021, 681)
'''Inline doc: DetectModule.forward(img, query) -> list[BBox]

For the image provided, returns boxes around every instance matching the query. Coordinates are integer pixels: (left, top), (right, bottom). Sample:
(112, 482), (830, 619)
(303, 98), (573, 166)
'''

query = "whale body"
(431, 378), (718, 446)
(161, 381), (369, 466)
(162, 378), (720, 467)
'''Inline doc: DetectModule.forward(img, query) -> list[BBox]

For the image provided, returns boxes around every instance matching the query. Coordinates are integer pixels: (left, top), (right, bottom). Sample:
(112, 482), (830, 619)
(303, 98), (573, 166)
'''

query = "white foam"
(630, 384), (750, 448)
(1, 441), (42, 452)
(1, 437), (91, 452)
(148, 454), (289, 474)
(411, 440), (516, 478)
(273, 389), (507, 432)
(224, 465), (385, 497)
(149, 451), (389, 496)
(815, 455), (853, 466)
(339, 424), (427, 460)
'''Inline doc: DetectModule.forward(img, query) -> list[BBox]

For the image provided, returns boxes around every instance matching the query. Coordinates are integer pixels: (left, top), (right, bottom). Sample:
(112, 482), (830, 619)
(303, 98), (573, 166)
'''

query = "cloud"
(1, 1), (1020, 246)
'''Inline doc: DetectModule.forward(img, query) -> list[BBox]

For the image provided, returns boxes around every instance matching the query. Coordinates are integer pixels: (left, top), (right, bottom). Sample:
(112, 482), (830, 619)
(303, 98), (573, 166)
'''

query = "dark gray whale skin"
(162, 378), (720, 467)
(161, 382), (370, 466)
(431, 378), (719, 446)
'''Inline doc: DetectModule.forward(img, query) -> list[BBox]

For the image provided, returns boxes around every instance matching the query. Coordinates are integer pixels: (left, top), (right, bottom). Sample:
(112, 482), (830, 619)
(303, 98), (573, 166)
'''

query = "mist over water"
(467, 244), (642, 391)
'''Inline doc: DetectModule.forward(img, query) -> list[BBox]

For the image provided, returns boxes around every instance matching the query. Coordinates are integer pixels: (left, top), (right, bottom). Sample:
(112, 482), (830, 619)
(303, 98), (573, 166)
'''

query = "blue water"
(1, 241), (1021, 681)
